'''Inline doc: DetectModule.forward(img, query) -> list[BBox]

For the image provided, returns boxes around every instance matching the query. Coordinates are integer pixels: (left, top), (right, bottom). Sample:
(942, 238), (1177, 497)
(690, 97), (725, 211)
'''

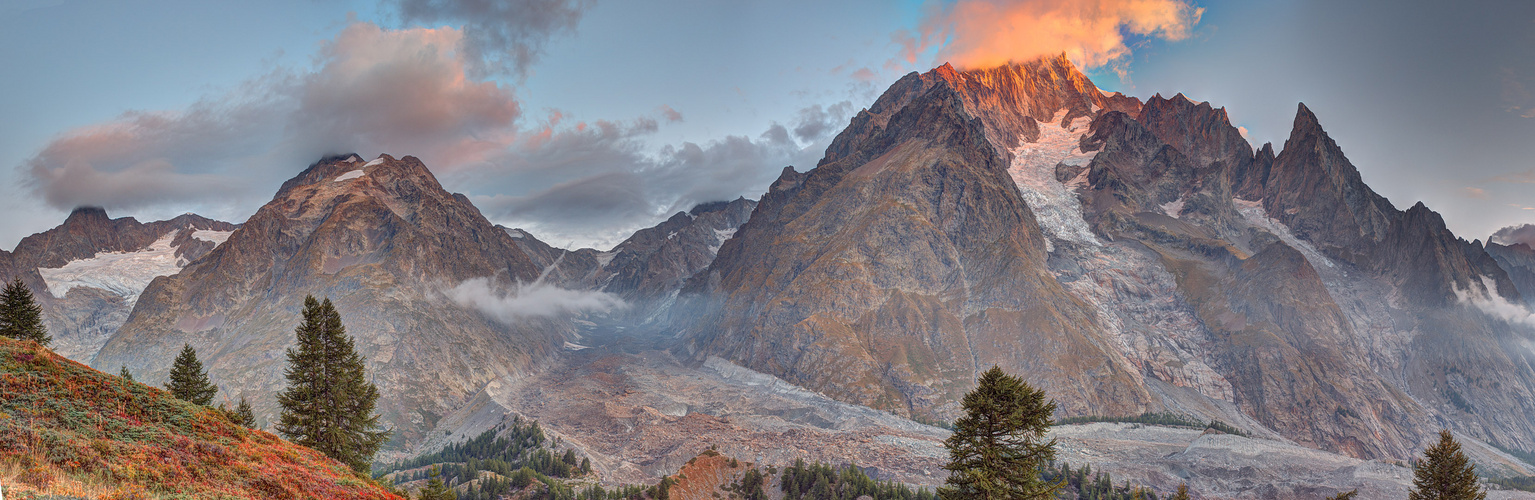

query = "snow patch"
(1234, 198), (1336, 269)
(709, 227), (738, 254)
(1007, 109), (1101, 251)
(344, 155), (359, 163)
(504, 228), (525, 238)
(563, 341), (590, 351)
(363, 157), (386, 168)
(191, 230), (232, 246)
(1454, 276), (1535, 328)
(37, 231), (186, 302)
(594, 251), (617, 267)
(1161, 198), (1186, 219)
(334, 170), (365, 182)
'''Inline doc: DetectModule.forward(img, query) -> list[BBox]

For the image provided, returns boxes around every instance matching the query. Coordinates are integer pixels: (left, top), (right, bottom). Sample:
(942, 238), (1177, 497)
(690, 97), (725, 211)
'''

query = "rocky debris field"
(412, 326), (1534, 499)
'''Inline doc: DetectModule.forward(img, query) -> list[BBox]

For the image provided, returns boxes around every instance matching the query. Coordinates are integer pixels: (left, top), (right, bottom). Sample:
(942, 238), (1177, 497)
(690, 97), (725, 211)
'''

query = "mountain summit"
(673, 55), (1535, 460)
(95, 154), (562, 446)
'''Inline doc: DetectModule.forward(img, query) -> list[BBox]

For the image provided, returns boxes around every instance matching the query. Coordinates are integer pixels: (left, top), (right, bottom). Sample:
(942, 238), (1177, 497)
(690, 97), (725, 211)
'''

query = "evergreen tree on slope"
(276, 295), (390, 473)
(0, 277), (50, 346)
(1410, 430), (1487, 500)
(166, 343), (217, 405)
(940, 366), (1062, 500)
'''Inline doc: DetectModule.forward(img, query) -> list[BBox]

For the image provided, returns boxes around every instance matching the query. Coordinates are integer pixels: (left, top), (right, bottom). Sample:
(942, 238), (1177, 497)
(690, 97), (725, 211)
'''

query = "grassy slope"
(0, 337), (403, 499)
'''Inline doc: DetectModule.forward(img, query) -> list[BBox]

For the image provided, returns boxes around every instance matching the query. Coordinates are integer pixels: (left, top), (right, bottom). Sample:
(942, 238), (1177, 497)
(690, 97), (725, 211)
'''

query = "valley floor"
(397, 324), (1535, 500)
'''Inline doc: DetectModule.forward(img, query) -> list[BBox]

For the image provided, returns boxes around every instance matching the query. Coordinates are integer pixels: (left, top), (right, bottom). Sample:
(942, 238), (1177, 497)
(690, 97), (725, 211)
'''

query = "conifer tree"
(276, 295), (390, 473)
(1410, 430), (1487, 500)
(1170, 483), (1190, 500)
(416, 465), (455, 500)
(166, 343), (217, 405)
(0, 277), (50, 346)
(119, 365), (134, 382)
(940, 366), (1061, 500)
(235, 397), (257, 429)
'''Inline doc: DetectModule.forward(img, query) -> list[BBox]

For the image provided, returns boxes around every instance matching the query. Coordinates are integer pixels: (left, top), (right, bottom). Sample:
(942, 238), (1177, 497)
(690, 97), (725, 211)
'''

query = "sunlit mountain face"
(4, 1), (1535, 499)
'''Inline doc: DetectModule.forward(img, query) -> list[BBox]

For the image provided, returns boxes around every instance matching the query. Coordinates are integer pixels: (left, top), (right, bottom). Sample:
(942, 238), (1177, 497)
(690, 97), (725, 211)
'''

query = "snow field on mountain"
(1007, 109), (1100, 252)
(192, 229), (233, 245)
(38, 231), (185, 301)
(334, 169), (366, 182)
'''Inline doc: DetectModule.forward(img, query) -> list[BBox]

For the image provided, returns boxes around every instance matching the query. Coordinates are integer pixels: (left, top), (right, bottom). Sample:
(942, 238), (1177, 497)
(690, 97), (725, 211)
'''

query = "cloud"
(1490, 167), (1535, 184)
(467, 117), (825, 250)
(18, 14), (844, 253)
(657, 105), (684, 123)
(29, 158), (241, 210)
(1502, 66), (1535, 118)
(1491, 224), (1535, 247)
(1463, 187), (1488, 199)
(791, 101), (854, 143)
(446, 272), (625, 322)
(393, 0), (592, 79)
(1453, 276), (1535, 328)
(23, 22), (523, 214)
(896, 0), (1203, 71)
(290, 23), (521, 167)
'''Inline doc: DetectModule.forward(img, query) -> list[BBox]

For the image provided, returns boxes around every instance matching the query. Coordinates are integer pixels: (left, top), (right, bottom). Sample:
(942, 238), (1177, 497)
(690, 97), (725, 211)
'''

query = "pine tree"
(1327, 490), (1359, 500)
(1410, 430), (1487, 500)
(276, 295), (390, 473)
(166, 343), (217, 405)
(119, 365), (134, 382)
(1170, 483), (1190, 500)
(0, 277), (50, 346)
(235, 397), (257, 429)
(416, 465), (456, 500)
(940, 366), (1061, 500)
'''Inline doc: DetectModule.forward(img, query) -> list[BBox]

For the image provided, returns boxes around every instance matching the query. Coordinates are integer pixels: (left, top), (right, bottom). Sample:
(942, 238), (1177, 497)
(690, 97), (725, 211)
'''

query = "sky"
(2, 0), (1533, 251)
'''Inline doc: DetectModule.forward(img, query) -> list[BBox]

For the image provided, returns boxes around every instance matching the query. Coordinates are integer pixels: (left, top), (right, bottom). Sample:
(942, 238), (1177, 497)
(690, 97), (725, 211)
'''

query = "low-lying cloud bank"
(1454, 276), (1535, 328)
(1491, 224), (1535, 247)
(447, 276), (626, 323)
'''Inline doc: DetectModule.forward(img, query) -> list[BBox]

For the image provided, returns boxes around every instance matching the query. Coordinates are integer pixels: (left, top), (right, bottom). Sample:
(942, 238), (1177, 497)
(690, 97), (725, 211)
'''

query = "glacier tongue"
(37, 231), (187, 302)
(1007, 110), (1100, 251)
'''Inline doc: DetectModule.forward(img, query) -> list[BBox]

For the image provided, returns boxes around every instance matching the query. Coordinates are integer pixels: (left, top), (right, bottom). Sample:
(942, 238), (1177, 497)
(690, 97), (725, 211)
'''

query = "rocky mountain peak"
(64, 206), (113, 225)
(1286, 102), (1324, 146)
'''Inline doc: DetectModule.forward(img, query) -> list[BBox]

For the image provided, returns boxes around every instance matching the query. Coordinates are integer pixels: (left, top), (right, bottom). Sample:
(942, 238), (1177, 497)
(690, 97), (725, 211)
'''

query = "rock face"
(674, 54), (1535, 461)
(0, 207), (234, 361)
(677, 55), (1156, 421)
(94, 154), (560, 446)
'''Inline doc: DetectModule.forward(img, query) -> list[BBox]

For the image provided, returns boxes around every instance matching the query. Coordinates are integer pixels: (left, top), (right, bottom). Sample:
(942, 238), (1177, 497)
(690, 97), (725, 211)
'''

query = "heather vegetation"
(0, 336), (399, 499)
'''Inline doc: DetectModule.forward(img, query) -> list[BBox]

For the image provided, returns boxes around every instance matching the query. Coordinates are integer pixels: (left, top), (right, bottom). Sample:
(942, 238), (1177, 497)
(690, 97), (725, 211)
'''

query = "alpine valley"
(8, 55), (1535, 499)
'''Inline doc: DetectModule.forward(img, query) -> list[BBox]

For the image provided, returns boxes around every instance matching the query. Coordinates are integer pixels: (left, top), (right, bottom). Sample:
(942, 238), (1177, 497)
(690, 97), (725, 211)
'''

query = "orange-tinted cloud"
(902, 0), (1203, 71)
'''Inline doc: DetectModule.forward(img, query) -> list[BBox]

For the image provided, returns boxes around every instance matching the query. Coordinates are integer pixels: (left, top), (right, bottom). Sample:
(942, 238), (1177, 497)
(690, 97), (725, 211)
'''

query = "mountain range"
(7, 54), (1535, 488)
